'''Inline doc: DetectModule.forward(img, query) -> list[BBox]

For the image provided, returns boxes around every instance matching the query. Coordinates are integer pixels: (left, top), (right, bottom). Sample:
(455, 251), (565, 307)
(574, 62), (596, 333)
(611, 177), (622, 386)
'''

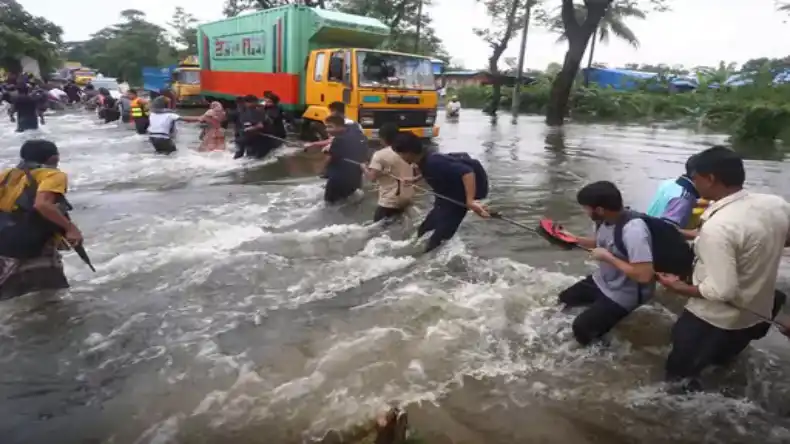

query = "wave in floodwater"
(0, 110), (789, 444)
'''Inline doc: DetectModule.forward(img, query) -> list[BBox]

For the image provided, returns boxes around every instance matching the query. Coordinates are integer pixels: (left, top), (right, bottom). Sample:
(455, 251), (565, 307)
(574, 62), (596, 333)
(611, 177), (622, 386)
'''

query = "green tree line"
(1, 0), (450, 85)
(4, 0), (790, 130)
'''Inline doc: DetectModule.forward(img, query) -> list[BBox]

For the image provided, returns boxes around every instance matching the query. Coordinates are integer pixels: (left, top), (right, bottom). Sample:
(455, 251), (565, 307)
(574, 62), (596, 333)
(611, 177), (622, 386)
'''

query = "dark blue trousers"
(418, 204), (468, 252)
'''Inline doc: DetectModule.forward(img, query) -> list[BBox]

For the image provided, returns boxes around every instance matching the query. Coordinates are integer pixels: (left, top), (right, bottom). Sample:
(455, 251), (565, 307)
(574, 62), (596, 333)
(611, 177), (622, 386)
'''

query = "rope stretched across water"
(260, 133), (787, 330)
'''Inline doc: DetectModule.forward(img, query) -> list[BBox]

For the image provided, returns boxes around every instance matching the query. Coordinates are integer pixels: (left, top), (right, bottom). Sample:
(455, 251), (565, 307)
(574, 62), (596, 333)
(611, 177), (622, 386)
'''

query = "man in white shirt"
(146, 97), (200, 154)
(657, 146), (789, 390)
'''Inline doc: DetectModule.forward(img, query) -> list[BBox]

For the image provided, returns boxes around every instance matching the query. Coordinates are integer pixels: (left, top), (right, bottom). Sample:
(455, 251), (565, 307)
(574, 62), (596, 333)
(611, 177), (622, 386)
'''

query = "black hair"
(684, 153), (699, 177)
(235, 96), (244, 102)
(693, 145), (745, 187)
(391, 132), (423, 155)
(127, 88), (137, 95)
(20, 139), (59, 164)
(379, 123), (400, 145)
(244, 94), (259, 103)
(265, 91), (280, 104)
(576, 181), (623, 211)
(329, 101), (345, 114)
(325, 114), (346, 127)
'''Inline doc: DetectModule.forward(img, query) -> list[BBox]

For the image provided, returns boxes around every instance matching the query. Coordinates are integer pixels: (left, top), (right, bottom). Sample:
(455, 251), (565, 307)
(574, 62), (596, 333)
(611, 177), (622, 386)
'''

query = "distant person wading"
(127, 89), (150, 134)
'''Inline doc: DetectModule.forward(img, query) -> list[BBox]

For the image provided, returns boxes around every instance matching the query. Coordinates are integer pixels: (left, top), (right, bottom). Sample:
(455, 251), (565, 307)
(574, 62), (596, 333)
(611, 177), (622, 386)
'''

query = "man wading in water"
(0, 140), (83, 299)
(146, 97), (201, 154)
(361, 123), (419, 222)
(555, 181), (656, 346)
(8, 85), (45, 132)
(656, 146), (790, 391)
(321, 114), (367, 204)
(392, 132), (490, 252)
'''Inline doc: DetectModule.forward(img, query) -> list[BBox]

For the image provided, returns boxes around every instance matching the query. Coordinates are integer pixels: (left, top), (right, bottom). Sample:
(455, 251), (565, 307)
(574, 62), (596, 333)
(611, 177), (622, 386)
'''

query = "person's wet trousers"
(418, 203), (468, 252)
(665, 289), (787, 389)
(558, 275), (631, 346)
(134, 116), (150, 135)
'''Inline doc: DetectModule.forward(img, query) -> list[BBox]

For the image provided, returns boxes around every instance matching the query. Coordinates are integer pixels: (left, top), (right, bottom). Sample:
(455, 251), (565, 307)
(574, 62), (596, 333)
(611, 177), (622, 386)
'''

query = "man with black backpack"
(391, 132), (489, 252)
(557, 181), (695, 346)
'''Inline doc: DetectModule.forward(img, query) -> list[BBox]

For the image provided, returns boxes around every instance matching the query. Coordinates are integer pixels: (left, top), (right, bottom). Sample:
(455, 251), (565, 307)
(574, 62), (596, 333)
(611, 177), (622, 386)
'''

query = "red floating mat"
(536, 218), (579, 250)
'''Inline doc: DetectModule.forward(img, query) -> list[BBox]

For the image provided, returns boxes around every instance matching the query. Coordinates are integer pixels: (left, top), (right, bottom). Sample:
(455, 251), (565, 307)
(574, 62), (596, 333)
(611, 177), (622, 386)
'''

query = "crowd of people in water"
(2, 74), (790, 395)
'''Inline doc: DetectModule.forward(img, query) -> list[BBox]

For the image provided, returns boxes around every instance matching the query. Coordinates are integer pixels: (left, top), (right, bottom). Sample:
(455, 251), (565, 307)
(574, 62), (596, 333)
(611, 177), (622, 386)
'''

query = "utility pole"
(511, 0), (532, 120)
(414, 0), (424, 54)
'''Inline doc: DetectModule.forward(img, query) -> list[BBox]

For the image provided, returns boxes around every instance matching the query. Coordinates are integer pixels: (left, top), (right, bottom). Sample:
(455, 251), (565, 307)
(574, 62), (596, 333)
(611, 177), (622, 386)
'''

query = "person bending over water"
(555, 181), (656, 347)
(0, 140), (83, 299)
(391, 132), (489, 252)
(97, 88), (120, 123)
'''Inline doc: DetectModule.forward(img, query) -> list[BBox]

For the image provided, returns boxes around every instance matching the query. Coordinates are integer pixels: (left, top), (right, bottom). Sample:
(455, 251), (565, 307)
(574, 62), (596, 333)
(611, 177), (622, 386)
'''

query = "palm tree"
(779, 2), (790, 12)
(551, 3), (646, 85)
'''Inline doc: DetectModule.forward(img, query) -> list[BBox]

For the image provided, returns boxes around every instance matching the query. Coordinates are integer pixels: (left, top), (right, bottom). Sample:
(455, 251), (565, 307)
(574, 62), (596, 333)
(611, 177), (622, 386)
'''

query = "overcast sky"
(23, 0), (790, 70)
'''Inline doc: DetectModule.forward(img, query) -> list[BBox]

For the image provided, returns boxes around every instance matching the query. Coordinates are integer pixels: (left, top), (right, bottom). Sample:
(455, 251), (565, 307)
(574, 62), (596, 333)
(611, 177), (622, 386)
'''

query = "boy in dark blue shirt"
(392, 133), (489, 252)
(323, 114), (368, 204)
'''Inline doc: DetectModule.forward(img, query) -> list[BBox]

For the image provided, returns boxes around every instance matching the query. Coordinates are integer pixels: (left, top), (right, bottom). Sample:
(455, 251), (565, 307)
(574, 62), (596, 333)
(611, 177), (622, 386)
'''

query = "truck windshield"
(176, 70), (200, 85)
(356, 51), (435, 90)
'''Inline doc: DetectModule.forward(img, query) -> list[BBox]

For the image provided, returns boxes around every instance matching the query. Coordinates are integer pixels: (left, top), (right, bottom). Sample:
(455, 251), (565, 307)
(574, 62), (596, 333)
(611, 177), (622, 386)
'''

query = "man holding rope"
(392, 132), (489, 252)
(360, 123), (420, 222)
(656, 146), (789, 390)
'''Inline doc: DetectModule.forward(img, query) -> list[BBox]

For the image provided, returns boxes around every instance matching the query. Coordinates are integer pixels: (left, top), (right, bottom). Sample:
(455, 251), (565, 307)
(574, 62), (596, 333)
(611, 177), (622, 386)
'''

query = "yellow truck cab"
(303, 48), (439, 139)
(170, 56), (204, 106)
(198, 5), (439, 140)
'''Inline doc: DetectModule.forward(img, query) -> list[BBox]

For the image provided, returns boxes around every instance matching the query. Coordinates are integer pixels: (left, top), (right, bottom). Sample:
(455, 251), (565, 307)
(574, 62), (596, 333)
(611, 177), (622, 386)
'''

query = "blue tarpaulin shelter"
(582, 67), (698, 91)
(142, 65), (176, 93)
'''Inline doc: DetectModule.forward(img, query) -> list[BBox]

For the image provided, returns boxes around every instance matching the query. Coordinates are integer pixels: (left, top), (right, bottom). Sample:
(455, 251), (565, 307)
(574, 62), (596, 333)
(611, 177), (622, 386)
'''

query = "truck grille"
(367, 110), (429, 128)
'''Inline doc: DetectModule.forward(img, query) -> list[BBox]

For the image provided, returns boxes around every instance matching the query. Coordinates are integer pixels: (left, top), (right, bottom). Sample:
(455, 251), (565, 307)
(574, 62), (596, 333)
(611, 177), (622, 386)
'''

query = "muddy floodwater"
(1, 109), (789, 444)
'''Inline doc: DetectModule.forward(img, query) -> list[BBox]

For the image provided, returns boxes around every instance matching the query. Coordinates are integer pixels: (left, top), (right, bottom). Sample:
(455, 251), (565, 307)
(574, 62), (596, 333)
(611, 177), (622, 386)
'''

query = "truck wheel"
(300, 119), (327, 142)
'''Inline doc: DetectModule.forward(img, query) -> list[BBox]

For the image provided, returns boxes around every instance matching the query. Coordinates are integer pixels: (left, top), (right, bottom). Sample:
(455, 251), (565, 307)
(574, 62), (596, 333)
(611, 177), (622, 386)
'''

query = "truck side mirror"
(328, 57), (344, 81)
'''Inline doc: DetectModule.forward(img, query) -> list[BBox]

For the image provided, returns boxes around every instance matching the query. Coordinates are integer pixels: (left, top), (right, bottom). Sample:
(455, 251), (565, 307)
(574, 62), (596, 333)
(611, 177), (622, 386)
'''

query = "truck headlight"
(426, 115), (435, 125)
(360, 116), (374, 126)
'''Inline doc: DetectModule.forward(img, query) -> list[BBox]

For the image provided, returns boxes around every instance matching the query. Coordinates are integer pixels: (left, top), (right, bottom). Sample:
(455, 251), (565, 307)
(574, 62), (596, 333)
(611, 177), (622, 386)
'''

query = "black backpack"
(612, 210), (695, 280)
(444, 152), (489, 200)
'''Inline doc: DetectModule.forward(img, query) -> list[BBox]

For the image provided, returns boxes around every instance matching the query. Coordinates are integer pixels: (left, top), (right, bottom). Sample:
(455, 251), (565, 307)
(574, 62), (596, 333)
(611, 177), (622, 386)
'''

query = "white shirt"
(344, 117), (363, 131)
(687, 190), (790, 329)
(148, 112), (180, 139)
(48, 88), (67, 100)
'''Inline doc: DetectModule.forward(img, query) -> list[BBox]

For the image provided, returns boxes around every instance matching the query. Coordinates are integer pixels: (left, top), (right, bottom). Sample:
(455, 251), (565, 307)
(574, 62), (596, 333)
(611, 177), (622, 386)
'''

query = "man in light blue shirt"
(646, 154), (699, 228)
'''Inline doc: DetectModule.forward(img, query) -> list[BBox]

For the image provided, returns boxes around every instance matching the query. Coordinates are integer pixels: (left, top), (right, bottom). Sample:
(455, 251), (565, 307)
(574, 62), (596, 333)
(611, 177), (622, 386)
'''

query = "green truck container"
(198, 4), (440, 140)
(198, 5), (390, 109)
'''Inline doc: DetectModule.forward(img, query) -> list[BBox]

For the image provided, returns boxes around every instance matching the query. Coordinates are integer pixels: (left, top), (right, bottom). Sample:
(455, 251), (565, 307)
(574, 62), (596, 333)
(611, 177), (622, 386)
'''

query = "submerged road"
(0, 109), (789, 443)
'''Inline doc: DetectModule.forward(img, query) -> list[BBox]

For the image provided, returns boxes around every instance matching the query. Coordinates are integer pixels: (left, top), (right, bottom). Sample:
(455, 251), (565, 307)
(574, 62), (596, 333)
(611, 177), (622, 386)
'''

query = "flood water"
(1, 109), (789, 444)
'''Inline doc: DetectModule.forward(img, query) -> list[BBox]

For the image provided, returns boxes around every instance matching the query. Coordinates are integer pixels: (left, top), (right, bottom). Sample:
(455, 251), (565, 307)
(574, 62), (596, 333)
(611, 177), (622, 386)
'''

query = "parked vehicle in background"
(197, 4), (439, 140)
(90, 78), (123, 99)
(141, 56), (205, 107)
(72, 68), (98, 86)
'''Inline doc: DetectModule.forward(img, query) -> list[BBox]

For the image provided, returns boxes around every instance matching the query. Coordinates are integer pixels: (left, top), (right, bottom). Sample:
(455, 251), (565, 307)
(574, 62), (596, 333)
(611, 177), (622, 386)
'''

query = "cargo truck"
(142, 56), (205, 107)
(197, 4), (439, 140)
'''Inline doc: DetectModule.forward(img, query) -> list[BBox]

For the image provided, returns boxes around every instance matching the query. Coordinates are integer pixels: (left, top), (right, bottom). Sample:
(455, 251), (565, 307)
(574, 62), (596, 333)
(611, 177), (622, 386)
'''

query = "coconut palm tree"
(551, 3), (646, 84)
